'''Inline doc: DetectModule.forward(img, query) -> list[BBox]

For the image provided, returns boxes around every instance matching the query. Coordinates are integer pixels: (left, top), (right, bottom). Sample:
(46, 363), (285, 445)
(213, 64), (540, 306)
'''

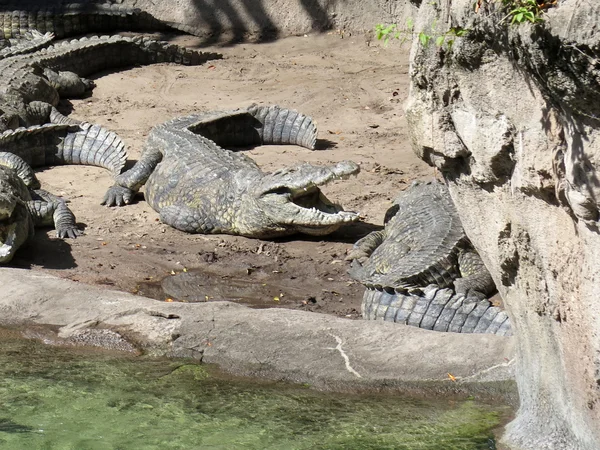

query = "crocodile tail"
(55, 122), (127, 175)
(0, 123), (127, 175)
(0, 4), (172, 39)
(0, 151), (40, 188)
(0, 30), (54, 58)
(247, 104), (318, 150)
(39, 35), (222, 77)
(361, 285), (512, 336)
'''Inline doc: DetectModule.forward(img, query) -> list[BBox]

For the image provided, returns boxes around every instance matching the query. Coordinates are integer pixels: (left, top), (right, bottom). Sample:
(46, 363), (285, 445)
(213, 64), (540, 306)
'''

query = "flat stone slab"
(2, 268), (515, 393)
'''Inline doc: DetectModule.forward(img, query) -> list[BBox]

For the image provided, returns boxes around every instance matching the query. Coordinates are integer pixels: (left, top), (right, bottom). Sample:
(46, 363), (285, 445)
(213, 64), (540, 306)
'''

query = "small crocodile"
(103, 104), (361, 238)
(0, 150), (80, 263)
(0, 33), (220, 130)
(347, 181), (511, 335)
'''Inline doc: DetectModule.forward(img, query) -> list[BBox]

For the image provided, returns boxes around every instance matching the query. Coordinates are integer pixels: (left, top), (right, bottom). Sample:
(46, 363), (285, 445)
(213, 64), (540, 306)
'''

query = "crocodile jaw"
(255, 161), (361, 236)
(0, 222), (19, 263)
(0, 193), (30, 264)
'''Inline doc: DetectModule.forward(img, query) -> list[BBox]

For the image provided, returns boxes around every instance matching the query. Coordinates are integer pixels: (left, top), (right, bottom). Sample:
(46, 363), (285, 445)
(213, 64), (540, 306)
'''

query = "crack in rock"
(327, 334), (362, 378)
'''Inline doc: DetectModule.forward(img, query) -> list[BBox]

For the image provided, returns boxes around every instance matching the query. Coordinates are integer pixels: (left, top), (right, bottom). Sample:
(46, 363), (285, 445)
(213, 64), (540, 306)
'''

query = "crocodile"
(0, 1), (197, 40)
(0, 150), (80, 263)
(102, 104), (361, 238)
(0, 33), (220, 130)
(347, 181), (512, 335)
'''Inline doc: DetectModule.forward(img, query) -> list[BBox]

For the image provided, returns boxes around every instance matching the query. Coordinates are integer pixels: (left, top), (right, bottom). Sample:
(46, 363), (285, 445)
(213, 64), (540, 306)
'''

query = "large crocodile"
(347, 181), (512, 335)
(0, 1), (197, 40)
(0, 150), (80, 263)
(102, 105), (360, 238)
(0, 32), (220, 130)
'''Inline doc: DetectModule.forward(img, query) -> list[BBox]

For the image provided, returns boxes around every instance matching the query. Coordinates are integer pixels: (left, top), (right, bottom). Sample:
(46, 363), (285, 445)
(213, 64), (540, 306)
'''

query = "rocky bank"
(405, 0), (600, 448)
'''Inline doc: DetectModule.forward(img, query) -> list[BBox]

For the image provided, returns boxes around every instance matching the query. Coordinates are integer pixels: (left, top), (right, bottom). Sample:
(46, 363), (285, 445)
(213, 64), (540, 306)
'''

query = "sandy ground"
(10, 32), (433, 318)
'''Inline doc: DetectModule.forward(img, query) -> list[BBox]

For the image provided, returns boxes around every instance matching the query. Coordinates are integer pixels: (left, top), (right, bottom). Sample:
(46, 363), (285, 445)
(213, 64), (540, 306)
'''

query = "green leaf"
(406, 17), (414, 31)
(419, 32), (431, 47)
(436, 35), (445, 46)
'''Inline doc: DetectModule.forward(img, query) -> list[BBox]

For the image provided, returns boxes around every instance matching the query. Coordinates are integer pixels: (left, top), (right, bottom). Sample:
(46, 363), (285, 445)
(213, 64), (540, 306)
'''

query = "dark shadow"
(297, 0), (334, 31)
(10, 228), (78, 270)
(274, 221), (384, 245)
(314, 138), (337, 150)
(0, 418), (33, 434)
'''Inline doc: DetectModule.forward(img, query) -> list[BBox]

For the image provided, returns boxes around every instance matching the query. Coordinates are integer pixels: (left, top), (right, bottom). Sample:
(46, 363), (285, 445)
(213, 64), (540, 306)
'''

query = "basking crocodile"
(347, 181), (512, 335)
(0, 151), (80, 263)
(0, 33), (220, 130)
(0, 1), (195, 40)
(103, 105), (360, 238)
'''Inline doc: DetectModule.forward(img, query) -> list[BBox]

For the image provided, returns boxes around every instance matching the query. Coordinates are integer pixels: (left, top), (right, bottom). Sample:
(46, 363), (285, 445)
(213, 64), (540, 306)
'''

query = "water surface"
(0, 332), (511, 449)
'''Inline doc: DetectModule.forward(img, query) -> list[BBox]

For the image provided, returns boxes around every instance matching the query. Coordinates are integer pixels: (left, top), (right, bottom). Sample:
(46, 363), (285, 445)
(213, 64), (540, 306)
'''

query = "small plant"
(375, 18), (469, 51)
(499, 0), (545, 24)
(375, 18), (414, 47)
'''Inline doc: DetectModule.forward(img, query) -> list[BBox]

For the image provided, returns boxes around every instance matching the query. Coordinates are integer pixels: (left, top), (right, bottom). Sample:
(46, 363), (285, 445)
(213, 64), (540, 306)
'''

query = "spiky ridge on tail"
(35, 34), (222, 77)
(0, 122), (127, 174)
(362, 285), (512, 336)
(0, 3), (171, 39)
(0, 30), (54, 58)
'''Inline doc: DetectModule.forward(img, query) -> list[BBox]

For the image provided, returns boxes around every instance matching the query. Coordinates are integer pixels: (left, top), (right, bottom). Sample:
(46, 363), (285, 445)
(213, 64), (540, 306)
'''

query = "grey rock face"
(406, 0), (600, 448)
(103, 105), (360, 238)
(2, 267), (516, 393)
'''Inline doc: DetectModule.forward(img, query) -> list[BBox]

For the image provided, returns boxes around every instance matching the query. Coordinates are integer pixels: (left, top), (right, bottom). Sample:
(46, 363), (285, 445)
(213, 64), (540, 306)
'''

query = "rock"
(1, 268), (514, 396)
(406, 0), (600, 448)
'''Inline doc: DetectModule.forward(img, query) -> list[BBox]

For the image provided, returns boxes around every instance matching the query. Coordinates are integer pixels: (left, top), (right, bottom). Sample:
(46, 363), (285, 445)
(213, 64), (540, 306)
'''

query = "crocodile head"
(0, 168), (33, 263)
(235, 160), (360, 238)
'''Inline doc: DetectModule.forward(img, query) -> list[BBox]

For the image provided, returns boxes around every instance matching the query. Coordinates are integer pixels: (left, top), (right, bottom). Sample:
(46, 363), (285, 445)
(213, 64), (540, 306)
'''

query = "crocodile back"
(355, 181), (467, 290)
(0, 2), (169, 39)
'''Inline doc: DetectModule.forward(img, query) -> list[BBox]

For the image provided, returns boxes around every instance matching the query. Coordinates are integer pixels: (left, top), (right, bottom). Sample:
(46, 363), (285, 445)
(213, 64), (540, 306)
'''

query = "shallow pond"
(0, 331), (511, 449)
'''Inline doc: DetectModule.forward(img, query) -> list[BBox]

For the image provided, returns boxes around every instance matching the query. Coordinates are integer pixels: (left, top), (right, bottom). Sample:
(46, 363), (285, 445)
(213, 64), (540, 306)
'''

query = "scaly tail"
(186, 104), (317, 150)
(361, 285), (512, 336)
(0, 30), (54, 58)
(39, 35), (222, 78)
(0, 3), (172, 39)
(0, 122), (127, 175)
(247, 104), (317, 150)
(0, 151), (40, 188)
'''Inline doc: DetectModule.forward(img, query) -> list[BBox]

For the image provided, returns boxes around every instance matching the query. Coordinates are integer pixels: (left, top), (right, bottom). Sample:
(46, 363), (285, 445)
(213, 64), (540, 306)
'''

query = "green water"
(0, 334), (510, 450)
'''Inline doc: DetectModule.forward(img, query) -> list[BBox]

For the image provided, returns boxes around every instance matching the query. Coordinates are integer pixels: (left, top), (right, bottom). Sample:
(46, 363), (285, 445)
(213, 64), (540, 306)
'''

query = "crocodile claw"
(102, 185), (135, 207)
(56, 224), (82, 239)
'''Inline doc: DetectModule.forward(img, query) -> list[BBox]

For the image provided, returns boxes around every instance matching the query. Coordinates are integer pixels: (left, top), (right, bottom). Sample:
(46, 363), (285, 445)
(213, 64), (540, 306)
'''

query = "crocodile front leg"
(43, 68), (95, 97)
(346, 230), (388, 264)
(453, 248), (496, 297)
(102, 147), (163, 207)
(28, 190), (81, 238)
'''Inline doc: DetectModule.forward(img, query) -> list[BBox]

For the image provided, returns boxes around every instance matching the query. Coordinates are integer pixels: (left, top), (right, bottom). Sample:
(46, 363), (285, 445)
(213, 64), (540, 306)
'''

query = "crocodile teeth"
(0, 222), (18, 262)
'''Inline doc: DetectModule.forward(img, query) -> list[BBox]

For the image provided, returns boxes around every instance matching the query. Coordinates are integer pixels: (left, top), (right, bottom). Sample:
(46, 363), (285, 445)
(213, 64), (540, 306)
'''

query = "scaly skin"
(0, 33), (221, 130)
(347, 180), (511, 335)
(103, 104), (361, 238)
(0, 152), (80, 263)
(0, 1), (180, 39)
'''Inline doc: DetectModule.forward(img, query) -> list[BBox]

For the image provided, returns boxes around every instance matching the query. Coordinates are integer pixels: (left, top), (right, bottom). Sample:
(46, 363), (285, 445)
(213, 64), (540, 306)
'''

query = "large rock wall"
(124, 0), (417, 40)
(405, 1), (600, 448)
